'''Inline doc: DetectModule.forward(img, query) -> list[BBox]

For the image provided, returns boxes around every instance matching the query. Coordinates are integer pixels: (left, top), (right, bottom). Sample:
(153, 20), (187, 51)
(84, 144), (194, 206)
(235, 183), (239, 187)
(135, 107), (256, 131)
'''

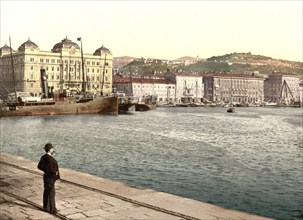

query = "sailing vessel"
(0, 38), (118, 117)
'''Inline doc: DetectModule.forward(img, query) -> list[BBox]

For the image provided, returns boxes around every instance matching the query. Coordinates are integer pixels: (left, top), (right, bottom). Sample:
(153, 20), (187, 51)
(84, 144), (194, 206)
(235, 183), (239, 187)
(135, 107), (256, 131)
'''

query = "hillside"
(114, 52), (303, 77)
(113, 56), (137, 70)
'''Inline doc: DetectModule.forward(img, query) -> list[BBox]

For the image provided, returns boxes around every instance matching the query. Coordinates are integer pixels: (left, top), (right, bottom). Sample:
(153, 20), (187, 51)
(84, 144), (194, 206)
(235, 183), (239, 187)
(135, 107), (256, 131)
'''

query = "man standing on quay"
(37, 143), (60, 214)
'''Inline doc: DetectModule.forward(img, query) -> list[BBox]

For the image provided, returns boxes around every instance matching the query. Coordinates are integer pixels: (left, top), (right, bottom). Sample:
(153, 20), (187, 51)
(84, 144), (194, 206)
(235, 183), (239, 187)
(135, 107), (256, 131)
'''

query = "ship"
(0, 38), (118, 117)
(0, 96), (118, 117)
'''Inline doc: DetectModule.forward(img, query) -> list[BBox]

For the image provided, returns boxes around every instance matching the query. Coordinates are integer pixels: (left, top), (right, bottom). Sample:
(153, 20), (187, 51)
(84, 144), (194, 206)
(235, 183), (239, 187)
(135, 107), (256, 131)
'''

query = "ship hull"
(0, 96), (118, 117)
(135, 103), (156, 111)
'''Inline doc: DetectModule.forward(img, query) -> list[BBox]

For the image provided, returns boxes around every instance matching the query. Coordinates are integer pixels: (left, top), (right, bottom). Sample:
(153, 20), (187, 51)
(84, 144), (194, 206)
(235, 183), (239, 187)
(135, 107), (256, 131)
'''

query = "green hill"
(117, 52), (303, 77)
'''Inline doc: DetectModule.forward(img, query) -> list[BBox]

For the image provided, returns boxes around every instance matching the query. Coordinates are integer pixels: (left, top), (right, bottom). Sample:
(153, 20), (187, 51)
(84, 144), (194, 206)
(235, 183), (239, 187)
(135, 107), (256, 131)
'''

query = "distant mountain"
(113, 56), (137, 69)
(114, 52), (303, 77)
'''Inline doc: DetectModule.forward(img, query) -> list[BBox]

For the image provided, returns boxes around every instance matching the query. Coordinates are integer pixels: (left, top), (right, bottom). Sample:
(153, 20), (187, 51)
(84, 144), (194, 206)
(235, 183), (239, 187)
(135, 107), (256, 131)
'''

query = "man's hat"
(44, 143), (54, 151)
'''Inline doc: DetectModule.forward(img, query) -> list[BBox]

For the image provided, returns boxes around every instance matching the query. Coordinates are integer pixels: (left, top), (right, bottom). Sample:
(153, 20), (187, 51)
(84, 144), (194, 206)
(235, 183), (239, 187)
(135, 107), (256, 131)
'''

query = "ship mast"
(77, 37), (86, 96)
(101, 52), (107, 96)
(9, 36), (17, 100)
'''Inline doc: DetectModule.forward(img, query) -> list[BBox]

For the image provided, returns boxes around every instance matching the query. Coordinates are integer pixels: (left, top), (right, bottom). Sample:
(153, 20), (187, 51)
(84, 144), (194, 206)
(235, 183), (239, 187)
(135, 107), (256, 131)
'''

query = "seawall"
(0, 152), (271, 220)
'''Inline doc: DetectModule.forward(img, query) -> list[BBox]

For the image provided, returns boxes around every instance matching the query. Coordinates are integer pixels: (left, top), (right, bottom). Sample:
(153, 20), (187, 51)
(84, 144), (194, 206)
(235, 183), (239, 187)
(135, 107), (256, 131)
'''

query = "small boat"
(135, 103), (156, 111)
(118, 103), (136, 114)
(227, 107), (235, 113)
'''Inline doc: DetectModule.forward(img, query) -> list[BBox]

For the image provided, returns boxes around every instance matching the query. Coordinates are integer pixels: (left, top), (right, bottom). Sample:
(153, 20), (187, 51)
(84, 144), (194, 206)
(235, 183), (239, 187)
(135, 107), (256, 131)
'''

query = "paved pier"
(0, 153), (271, 220)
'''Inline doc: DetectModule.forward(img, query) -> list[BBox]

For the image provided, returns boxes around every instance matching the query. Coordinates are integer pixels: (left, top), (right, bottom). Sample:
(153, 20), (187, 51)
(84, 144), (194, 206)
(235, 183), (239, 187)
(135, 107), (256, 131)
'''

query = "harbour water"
(0, 107), (302, 219)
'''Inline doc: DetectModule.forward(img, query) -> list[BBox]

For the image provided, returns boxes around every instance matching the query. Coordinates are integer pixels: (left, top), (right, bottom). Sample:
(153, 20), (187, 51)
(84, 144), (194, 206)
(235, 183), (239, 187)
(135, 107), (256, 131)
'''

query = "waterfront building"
(113, 76), (175, 103)
(164, 72), (204, 103)
(202, 73), (264, 104)
(299, 80), (303, 106)
(0, 37), (113, 99)
(264, 72), (301, 103)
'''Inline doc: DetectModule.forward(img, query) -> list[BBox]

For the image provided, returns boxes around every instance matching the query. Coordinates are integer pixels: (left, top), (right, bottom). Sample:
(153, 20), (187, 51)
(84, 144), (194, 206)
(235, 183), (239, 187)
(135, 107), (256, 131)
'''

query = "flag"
(77, 37), (81, 41)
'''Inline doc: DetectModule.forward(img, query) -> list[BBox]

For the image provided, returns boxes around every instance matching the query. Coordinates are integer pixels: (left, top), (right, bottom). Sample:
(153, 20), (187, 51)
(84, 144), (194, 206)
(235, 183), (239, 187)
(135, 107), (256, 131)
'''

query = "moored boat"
(0, 96), (118, 117)
(135, 103), (156, 111)
(227, 107), (235, 113)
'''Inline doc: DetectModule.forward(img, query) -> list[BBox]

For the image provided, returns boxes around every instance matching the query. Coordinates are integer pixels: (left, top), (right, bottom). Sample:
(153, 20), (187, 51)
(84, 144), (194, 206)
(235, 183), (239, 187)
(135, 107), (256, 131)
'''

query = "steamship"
(0, 69), (118, 117)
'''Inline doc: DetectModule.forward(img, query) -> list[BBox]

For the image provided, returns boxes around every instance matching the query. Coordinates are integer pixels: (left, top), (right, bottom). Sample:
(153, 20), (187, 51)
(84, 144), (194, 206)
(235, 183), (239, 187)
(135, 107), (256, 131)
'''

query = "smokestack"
(40, 69), (49, 98)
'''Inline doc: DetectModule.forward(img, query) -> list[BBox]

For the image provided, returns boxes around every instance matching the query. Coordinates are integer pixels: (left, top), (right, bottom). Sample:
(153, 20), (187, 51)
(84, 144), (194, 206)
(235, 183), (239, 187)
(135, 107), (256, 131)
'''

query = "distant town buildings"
(113, 76), (175, 103)
(202, 73), (264, 104)
(0, 37), (113, 99)
(0, 38), (301, 105)
(163, 72), (204, 103)
(264, 73), (300, 103)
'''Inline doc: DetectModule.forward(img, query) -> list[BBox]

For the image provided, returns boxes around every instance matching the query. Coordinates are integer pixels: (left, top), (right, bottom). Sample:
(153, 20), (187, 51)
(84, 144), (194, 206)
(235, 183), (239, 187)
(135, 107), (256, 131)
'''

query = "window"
(31, 66), (34, 70)
(46, 59), (49, 63)
(30, 58), (34, 62)
(92, 61), (95, 65)
(57, 74), (59, 80)
(51, 59), (55, 63)
(57, 67), (60, 71)
(52, 67), (54, 71)
(87, 61), (90, 65)
(97, 62), (100, 65)
(40, 58), (44, 62)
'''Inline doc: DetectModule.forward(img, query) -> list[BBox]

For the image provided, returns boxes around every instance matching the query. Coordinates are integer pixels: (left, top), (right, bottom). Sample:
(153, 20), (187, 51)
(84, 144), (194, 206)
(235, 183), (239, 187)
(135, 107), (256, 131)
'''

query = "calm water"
(0, 107), (302, 219)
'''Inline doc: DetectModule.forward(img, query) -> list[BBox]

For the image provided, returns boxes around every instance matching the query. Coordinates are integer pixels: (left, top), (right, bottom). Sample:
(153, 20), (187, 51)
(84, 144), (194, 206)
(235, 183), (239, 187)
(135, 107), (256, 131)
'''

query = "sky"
(0, 0), (302, 61)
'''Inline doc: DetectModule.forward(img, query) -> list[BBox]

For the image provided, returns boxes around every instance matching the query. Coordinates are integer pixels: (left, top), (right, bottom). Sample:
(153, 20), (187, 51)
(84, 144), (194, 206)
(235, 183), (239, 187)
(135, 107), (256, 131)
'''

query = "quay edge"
(0, 152), (272, 220)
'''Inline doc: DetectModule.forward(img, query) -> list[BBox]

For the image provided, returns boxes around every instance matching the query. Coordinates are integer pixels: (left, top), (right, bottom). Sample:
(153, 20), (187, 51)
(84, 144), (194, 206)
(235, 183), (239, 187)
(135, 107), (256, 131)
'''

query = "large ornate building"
(0, 37), (113, 99)
(202, 73), (265, 104)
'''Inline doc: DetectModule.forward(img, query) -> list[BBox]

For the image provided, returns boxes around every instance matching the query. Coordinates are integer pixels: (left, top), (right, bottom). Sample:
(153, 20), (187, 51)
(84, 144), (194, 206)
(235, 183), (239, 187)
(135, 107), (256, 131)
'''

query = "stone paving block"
(27, 209), (56, 220)
(117, 206), (182, 220)
(58, 207), (83, 215)
(100, 212), (134, 220)
(78, 217), (107, 220)
(66, 212), (87, 219)
(82, 209), (110, 217)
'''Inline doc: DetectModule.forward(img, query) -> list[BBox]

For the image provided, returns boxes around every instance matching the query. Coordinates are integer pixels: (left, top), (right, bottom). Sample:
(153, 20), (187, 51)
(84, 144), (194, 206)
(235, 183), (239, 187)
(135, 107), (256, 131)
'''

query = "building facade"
(203, 73), (264, 104)
(264, 73), (300, 103)
(164, 72), (204, 103)
(113, 76), (175, 103)
(0, 37), (113, 99)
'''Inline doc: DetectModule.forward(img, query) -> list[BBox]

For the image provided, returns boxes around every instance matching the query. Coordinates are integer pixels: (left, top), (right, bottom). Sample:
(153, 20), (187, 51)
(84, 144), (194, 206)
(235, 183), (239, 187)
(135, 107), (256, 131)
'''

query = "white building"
(164, 72), (204, 103)
(0, 37), (113, 99)
(113, 76), (175, 103)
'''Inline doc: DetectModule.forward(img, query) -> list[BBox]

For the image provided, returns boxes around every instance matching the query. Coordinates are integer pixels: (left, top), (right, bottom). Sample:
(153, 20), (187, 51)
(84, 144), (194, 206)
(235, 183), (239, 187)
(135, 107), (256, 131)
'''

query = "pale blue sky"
(1, 0), (302, 61)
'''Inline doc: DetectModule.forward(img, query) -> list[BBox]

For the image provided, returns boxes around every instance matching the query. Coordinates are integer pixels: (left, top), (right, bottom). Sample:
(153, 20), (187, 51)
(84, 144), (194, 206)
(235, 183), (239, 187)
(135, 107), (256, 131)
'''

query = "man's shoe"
(50, 209), (58, 214)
